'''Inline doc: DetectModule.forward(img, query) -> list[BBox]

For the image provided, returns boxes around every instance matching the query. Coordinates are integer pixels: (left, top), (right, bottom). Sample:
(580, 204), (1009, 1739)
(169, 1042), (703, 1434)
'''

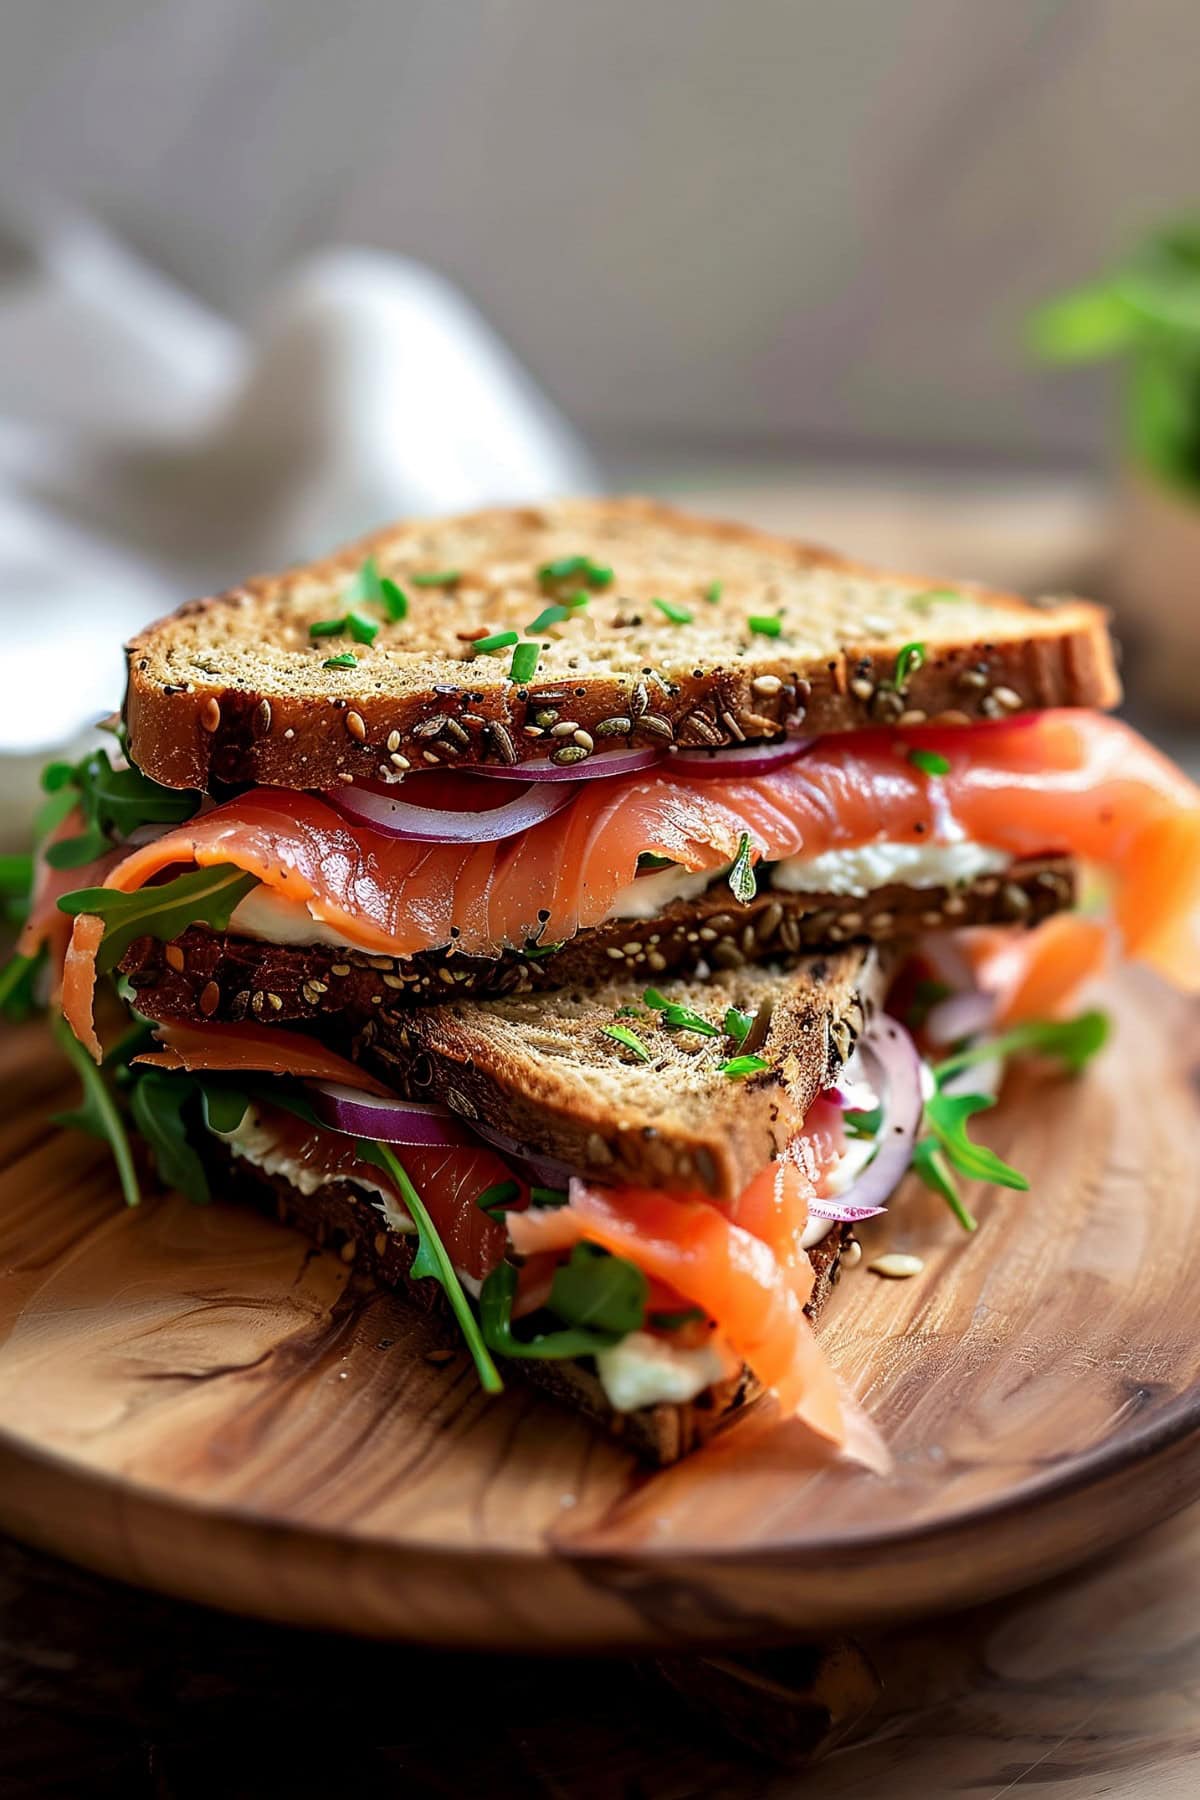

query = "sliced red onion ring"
(471, 745), (664, 784)
(806, 1015), (925, 1222)
(469, 1113), (580, 1188)
(924, 988), (997, 1048)
(307, 1082), (479, 1147)
(668, 737), (814, 777)
(325, 777), (574, 842)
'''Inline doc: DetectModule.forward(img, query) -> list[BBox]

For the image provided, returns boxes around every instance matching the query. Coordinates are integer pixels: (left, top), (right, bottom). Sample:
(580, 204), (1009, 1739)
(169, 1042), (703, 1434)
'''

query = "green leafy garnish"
(653, 597), (693, 626)
(643, 987), (720, 1036)
(905, 978), (951, 1030)
(723, 1005), (753, 1047)
(309, 617), (346, 638)
(727, 831), (757, 904)
(509, 641), (540, 684)
(51, 1014), (141, 1208)
(476, 1178), (520, 1216)
(843, 1105), (883, 1140)
(323, 652), (357, 670)
(720, 1053), (769, 1080)
(479, 1261), (626, 1361)
(704, 581), (722, 605)
(548, 1243), (648, 1334)
(129, 1069), (212, 1207)
(525, 603), (573, 635)
(0, 950), (43, 1022)
(57, 865), (259, 975)
(470, 630), (520, 656)
(40, 748), (200, 869)
(934, 1010), (1109, 1085)
(538, 555), (613, 590)
(911, 1136), (976, 1231)
(345, 611), (379, 645)
(530, 1185), (569, 1208)
(411, 570), (461, 587)
(602, 1023), (652, 1062)
(649, 1306), (706, 1330)
(893, 641), (926, 687)
(747, 614), (782, 638)
(1, 851), (34, 905)
(345, 555), (406, 622)
(379, 577), (408, 621)
(355, 1139), (502, 1393)
(908, 747), (951, 777)
(636, 852), (675, 871)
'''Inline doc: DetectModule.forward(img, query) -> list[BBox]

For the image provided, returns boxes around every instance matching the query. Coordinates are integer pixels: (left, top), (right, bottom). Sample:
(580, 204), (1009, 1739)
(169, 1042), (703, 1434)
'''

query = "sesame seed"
(387, 730), (402, 752)
(992, 685), (1023, 711)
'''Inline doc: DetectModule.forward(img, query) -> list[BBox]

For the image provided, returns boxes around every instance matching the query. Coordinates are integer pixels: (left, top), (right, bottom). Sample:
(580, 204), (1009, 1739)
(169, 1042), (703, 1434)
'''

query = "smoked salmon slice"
(133, 1019), (395, 1095)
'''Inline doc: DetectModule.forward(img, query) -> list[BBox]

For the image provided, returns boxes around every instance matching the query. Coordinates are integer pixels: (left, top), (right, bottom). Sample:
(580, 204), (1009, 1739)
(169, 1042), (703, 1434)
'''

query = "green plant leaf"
(643, 987), (720, 1036)
(934, 1009), (1109, 1085)
(548, 1243), (648, 1335)
(57, 865), (259, 975)
(1028, 282), (1136, 362)
(911, 1135), (977, 1232)
(602, 1023), (652, 1062)
(129, 1070), (212, 1206)
(727, 831), (757, 904)
(723, 1005), (753, 1047)
(924, 1091), (1029, 1192)
(0, 950), (43, 1022)
(479, 1261), (627, 1361)
(51, 1014), (141, 1207)
(720, 1053), (769, 1080)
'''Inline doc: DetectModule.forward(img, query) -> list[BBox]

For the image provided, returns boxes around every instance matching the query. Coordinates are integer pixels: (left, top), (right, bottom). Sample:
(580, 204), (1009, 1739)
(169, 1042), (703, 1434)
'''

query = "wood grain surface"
(0, 969), (1198, 1653)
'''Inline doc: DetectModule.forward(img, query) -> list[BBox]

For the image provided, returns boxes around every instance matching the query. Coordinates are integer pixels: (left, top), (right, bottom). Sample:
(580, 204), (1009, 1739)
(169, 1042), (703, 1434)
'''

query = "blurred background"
(2, 0), (1199, 780)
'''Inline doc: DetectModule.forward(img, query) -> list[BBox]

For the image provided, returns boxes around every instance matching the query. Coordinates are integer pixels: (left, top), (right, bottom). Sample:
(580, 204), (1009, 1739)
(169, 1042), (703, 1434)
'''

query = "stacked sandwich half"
(11, 499), (1200, 1462)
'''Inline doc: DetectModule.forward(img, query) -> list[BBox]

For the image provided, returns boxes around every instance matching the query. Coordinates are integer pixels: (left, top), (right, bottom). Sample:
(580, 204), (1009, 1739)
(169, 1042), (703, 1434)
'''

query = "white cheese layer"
(770, 838), (1008, 898)
(230, 889), (364, 951)
(218, 1107), (416, 1232)
(595, 1330), (739, 1412)
(603, 863), (723, 920)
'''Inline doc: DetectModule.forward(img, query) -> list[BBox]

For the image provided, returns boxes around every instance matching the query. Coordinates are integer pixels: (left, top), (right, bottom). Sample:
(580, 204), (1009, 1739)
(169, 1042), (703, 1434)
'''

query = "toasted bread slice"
(125, 496), (1119, 790)
(213, 1146), (849, 1466)
(120, 853), (1073, 1025)
(353, 953), (889, 1202)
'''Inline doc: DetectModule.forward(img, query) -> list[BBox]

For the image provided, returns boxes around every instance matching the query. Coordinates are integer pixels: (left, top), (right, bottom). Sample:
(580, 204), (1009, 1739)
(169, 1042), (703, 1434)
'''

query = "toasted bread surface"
(125, 497), (1120, 789)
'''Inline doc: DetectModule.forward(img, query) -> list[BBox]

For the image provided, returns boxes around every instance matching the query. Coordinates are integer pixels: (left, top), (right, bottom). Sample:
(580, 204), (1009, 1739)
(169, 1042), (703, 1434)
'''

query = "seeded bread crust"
(120, 854), (1075, 1026)
(211, 1144), (849, 1466)
(124, 497), (1120, 790)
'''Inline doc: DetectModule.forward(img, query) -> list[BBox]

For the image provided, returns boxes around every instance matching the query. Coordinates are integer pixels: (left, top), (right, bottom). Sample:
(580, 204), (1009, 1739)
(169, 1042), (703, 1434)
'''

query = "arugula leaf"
(720, 1053), (769, 1080)
(935, 1010), (1109, 1085)
(476, 1178), (520, 1216)
(602, 1023), (652, 1062)
(0, 950), (42, 1022)
(548, 1244), (648, 1334)
(843, 1104), (883, 1140)
(479, 1261), (627, 1361)
(643, 987), (720, 1036)
(38, 748), (200, 868)
(57, 865), (259, 975)
(723, 1005), (753, 1047)
(354, 1139), (502, 1394)
(912, 1135), (978, 1232)
(727, 831), (757, 904)
(130, 1070), (212, 1206)
(51, 1014), (141, 1207)
(924, 1091), (1029, 1192)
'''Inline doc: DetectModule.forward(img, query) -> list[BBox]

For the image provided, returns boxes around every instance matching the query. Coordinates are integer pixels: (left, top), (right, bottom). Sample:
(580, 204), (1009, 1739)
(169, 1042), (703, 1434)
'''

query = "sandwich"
(6, 498), (1199, 1462)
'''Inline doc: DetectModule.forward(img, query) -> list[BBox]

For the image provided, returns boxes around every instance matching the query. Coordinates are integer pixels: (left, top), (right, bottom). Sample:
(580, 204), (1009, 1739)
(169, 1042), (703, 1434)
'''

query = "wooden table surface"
(4, 469), (1199, 1798)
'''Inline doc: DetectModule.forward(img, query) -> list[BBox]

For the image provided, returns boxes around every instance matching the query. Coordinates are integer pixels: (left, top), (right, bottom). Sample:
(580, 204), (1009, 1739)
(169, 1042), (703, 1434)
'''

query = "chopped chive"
(704, 581), (722, 605)
(747, 614), (782, 638)
(586, 562), (614, 588)
(470, 630), (520, 656)
(510, 641), (540, 683)
(525, 603), (572, 635)
(602, 1023), (653, 1063)
(530, 1185), (569, 1208)
(642, 987), (721, 1036)
(476, 1179), (521, 1216)
(380, 576), (408, 621)
(908, 747), (951, 777)
(412, 570), (461, 587)
(894, 641), (927, 687)
(723, 1005), (754, 1046)
(309, 617), (345, 638)
(563, 590), (591, 609)
(345, 611), (379, 645)
(720, 1053), (769, 1081)
(727, 831), (757, 904)
(538, 555), (613, 589)
(322, 652), (357, 669)
(653, 597), (693, 626)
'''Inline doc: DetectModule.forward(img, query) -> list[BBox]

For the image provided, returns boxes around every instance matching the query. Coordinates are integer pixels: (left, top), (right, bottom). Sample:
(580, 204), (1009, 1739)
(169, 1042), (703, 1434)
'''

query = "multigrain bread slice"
(119, 853), (1074, 1024)
(213, 1148), (850, 1466)
(124, 496), (1120, 790)
(351, 953), (890, 1202)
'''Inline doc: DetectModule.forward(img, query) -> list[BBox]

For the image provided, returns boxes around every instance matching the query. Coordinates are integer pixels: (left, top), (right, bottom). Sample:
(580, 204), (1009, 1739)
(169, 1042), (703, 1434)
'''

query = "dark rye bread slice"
(120, 853), (1075, 1024)
(350, 954), (890, 1203)
(212, 1144), (850, 1466)
(124, 496), (1120, 790)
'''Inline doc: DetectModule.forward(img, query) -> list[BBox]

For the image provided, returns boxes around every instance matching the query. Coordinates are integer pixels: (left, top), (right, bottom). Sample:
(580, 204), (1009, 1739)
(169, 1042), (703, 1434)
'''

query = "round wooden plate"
(0, 971), (1198, 1652)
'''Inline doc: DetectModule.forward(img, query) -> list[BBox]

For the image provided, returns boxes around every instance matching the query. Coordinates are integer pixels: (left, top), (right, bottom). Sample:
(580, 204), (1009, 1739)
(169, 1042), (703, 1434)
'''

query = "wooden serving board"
(0, 971), (1197, 1653)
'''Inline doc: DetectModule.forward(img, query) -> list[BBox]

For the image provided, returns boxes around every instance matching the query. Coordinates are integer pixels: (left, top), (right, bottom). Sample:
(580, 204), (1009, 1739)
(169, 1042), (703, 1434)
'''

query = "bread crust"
(124, 496), (1120, 790)
(212, 1143), (849, 1466)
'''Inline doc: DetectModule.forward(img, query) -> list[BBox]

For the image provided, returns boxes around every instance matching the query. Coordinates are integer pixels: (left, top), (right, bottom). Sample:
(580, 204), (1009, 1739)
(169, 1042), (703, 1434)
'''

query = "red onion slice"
(924, 988), (997, 1048)
(471, 746), (664, 784)
(325, 776), (574, 842)
(669, 737), (814, 777)
(307, 1082), (479, 1147)
(806, 1016), (925, 1222)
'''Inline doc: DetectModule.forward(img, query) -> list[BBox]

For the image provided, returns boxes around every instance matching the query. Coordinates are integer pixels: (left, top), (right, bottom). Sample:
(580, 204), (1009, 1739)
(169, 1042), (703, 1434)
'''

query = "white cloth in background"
(0, 204), (594, 797)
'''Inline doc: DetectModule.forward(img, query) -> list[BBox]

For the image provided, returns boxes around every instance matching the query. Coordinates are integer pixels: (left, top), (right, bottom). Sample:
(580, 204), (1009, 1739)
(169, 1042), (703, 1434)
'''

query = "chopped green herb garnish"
(747, 614), (782, 638)
(720, 1053), (769, 1081)
(355, 1138), (502, 1392)
(704, 581), (722, 605)
(548, 1243), (647, 1334)
(525, 604), (572, 635)
(509, 641), (540, 684)
(57, 865), (259, 975)
(934, 1010), (1109, 1085)
(643, 987), (721, 1036)
(602, 1023), (653, 1062)
(309, 617), (346, 638)
(727, 831), (757, 905)
(723, 1005), (754, 1047)
(345, 611), (379, 645)
(530, 1185), (569, 1208)
(51, 1014), (141, 1208)
(908, 747), (951, 777)
(653, 597), (693, 626)
(411, 570), (461, 587)
(323, 652), (357, 669)
(479, 1261), (626, 1361)
(476, 1178), (521, 1216)
(470, 630), (520, 656)
(649, 1306), (706, 1331)
(538, 555), (612, 590)
(894, 641), (926, 687)
(379, 576), (408, 621)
